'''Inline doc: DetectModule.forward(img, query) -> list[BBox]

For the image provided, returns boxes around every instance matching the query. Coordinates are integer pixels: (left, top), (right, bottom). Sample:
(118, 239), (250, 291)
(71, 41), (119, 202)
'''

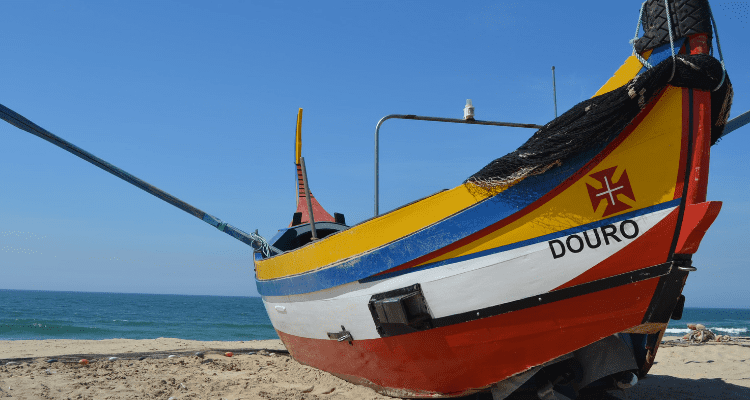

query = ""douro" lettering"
(548, 220), (639, 259)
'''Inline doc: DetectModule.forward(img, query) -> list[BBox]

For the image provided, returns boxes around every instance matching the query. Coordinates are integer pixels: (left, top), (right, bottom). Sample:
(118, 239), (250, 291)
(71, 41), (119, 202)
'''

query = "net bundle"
(465, 54), (732, 192)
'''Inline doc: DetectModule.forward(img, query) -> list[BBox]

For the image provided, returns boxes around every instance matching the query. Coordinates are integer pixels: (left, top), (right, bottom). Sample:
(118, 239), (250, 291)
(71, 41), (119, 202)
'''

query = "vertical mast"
(291, 108), (335, 226)
(552, 66), (558, 118)
(295, 108), (303, 166)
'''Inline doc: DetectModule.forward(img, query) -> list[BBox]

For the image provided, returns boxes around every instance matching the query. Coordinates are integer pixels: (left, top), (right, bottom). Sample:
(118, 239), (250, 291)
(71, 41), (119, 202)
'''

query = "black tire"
(634, 0), (713, 53)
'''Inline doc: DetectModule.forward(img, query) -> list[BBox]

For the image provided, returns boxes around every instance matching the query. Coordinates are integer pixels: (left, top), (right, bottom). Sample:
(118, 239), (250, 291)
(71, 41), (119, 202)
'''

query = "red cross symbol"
(586, 166), (636, 217)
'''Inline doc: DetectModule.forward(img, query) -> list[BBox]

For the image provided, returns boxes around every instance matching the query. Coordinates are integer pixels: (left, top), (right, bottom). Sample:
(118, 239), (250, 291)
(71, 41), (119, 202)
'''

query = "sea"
(1, 290), (748, 341)
(0, 290), (276, 341)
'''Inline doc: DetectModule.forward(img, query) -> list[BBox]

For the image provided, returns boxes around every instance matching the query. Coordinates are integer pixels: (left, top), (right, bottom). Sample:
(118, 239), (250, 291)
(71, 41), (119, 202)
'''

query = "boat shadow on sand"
(611, 375), (750, 400)
(455, 375), (750, 400)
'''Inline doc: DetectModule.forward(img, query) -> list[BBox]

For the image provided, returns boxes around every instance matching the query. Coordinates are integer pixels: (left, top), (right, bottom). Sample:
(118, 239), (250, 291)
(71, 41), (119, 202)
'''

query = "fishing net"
(465, 53), (732, 192)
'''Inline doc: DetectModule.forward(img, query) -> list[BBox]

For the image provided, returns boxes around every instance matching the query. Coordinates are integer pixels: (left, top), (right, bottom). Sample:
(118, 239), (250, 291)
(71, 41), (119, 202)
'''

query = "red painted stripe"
(278, 278), (660, 397)
(293, 163), (335, 224)
(375, 89), (668, 278)
(674, 88), (691, 199)
(675, 201), (722, 254)
(295, 195), (335, 223)
(553, 208), (679, 291)
(682, 34), (712, 205)
(686, 90), (711, 205)
(689, 34), (710, 55)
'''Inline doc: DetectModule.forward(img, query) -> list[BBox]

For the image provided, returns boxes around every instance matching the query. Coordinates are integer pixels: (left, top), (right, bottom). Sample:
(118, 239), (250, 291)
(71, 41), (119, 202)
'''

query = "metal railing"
(374, 114), (543, 216)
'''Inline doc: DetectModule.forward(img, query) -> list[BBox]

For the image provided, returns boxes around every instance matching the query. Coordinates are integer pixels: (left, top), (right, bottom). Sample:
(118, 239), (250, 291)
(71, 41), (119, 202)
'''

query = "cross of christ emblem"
(586, 166), (636, 217)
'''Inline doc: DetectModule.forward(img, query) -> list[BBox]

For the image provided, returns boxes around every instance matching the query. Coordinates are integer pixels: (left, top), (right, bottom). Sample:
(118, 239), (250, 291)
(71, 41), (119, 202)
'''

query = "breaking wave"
(665, 327), (747, 336)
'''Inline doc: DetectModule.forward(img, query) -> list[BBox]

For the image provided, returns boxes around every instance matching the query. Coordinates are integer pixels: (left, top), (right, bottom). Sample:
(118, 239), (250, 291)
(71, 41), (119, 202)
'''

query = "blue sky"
(1, 1), (748, 307)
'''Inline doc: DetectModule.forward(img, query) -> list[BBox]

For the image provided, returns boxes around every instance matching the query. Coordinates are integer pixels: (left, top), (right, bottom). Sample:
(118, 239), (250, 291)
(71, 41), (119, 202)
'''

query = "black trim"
(269, 221), (349, 252)
(291, 212), (302, 226)
(642, 263), (690, 324)
(642, 88), (695, 324)
(368, 284), (434, 338)
(429, 262), (673, 331)
(334, 212), (346, 225)
(671, 294), (686, 320)
(667, 88), (694, 259)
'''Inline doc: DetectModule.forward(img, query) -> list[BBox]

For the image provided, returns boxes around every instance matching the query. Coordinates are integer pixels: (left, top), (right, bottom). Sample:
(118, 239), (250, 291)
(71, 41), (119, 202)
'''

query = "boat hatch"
(268, 221), (349, 253)
(368, 284), (433, 337)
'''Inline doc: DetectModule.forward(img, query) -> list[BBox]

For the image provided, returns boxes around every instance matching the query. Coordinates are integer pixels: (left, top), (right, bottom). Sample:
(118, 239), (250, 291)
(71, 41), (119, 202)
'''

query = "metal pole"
(552, 66), (558, 118)
(0, 103), (280, 255)
(373, 114), (543, 217)
(300, 157), (318, 240)
(720, 109), (750, 140)
(375, 116), (383, 217)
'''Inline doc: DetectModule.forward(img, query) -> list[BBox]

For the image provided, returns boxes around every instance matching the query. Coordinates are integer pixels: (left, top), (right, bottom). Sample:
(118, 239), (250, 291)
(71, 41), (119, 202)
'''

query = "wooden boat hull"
(276, 278), (661, 397)
(257, 85), (721, 396)
(267, 199), (678, 395)
(255, 7), (730, 395)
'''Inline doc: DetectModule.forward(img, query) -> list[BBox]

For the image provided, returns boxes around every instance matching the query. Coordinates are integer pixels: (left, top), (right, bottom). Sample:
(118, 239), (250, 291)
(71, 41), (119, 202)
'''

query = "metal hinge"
(327, 325), (353, 345)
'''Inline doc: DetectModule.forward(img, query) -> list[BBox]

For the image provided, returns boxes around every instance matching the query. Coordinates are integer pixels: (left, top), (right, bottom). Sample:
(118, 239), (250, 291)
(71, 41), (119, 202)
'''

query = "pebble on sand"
(225, 352), (233, 357)
(78, 359), (89, 365)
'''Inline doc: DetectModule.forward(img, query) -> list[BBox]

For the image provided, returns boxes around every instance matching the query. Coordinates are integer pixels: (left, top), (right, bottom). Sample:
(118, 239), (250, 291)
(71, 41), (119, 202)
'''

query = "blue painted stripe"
(255, 128), (626, 297)
(255, 42), (690, 297)
(359, 199), (680, 283)
(638, 39), (686, 75)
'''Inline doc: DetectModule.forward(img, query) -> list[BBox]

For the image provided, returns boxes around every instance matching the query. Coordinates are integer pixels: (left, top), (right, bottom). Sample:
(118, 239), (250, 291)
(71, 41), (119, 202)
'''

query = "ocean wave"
(0, 323), (115, 339)
(666, 327), (747, 335)
(713, 327), (747, 334)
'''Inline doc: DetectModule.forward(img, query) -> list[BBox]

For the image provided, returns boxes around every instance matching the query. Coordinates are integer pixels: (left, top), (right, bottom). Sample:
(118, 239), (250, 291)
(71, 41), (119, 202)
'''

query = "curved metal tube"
(374, 114), (543, 216)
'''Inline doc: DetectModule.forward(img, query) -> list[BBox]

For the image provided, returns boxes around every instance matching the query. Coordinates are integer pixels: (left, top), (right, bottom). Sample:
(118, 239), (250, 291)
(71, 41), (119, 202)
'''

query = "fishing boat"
(1, 0), (749, 399)
(253, 0), (740, 398)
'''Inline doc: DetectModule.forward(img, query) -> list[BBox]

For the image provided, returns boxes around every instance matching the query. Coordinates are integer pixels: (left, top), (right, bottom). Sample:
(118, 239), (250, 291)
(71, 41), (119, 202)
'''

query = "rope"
(201, 214), (273, 257)
(663, 0), (677, 82)
(248, 231), (271, 257)
(631, 1), (653, 69)
(707, 2), (726, 91)
(685, 328), (717, 343)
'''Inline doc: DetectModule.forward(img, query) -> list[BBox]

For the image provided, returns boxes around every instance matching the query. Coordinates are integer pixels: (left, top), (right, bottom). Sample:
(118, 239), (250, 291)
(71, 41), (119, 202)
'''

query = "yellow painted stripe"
(255, 184), (500, 280)
(295, 108), (303, 165)
(425, 86), (683, 264)
(258, 52), (662, 281)
(594, 50), (653, 97)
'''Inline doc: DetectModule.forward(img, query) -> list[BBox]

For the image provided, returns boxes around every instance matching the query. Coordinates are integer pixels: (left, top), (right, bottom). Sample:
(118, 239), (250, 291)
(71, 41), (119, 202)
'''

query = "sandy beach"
(1, 337), (748, 399)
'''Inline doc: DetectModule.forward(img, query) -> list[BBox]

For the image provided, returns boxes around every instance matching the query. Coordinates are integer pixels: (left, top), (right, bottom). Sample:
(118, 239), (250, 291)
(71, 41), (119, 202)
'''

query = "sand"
(0, 338), (389, 400)
(608, 336), (750, 400)
(0, 337), (748, 400)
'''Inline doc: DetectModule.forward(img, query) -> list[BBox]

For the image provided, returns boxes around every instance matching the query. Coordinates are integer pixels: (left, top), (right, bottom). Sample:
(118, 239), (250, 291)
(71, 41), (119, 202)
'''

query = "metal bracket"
(368, 283), (433, 338)
(327, 325), (353, 345)
(672, 259), (696, 272)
